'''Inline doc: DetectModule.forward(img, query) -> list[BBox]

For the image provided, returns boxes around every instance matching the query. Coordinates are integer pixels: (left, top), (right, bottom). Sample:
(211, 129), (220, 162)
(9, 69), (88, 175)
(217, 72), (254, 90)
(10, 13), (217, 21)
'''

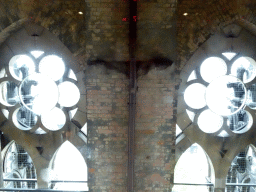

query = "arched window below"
(49, 141), (88, 191)
(226, 145), (256, 192)
(2, 141), (37, 189)
(173, 143), (214, 192)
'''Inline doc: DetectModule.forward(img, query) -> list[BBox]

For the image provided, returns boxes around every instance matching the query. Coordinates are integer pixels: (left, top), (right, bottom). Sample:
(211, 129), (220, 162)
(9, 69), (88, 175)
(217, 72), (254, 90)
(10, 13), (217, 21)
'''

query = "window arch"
(2, 141), (37, 189)
(49, 141), (88, 191)
(0, 50), (80, 134)
(173, 143), (214, 192)
(0, 23), (88, 190)
(176, 24), (256, 190)
(226, 145), (256, 192)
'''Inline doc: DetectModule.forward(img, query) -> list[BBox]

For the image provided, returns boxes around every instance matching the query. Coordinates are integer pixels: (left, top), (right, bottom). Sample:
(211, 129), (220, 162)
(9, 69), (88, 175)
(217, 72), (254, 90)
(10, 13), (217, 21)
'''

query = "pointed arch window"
(173, 143), (214, 192)
(50, 141), (88, 191)
(2, 141), (37, 189)
(226, 145), (256, 192)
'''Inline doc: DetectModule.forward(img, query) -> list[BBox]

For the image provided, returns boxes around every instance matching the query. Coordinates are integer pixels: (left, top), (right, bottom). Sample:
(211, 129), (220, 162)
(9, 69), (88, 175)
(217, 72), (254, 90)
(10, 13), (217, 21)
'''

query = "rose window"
(184, 53), (256, 137)
(0, 51), (80, 134)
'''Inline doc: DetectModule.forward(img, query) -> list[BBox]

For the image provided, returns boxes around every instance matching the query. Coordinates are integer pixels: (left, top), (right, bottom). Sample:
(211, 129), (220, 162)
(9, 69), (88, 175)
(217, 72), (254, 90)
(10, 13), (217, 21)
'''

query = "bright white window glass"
(3, 142), (37, 189)
(231, 57), (256, 83)
(186, 109), (195, 122)
(51, 141), (88, 191)
(41, 107), (66, 131)
(39, 55), (65, 81)
(69, 108), (78, 120)
(9, 55), (35, 81)
(12, 107), (37, 130)
(200, 57), (227, 83)
(81, 122), (87, 135)
(58, 82), (80, 107)
(174, 143), (214, 192)
(0, 81), (18, 106)
(206, 75), (246, 116)
(227, 110), (253, 134)
(187, 70), (197, 82)
(247, 84), (256, 109)
(1, 109), (8, 119)
(0, 68), (7, 78)
(68, 69), (77, 81)
(19, 73), (59, 115)
(30, 51), (44, 59)
(184, 83), (206, 109)
(198, 109), (223, 133)
(176, 124), (182, 136)
(226, 145), (256, 191)
(172, 185), (213, 192)
(218, 130), (229, 137)
(222, 52), (237, 60)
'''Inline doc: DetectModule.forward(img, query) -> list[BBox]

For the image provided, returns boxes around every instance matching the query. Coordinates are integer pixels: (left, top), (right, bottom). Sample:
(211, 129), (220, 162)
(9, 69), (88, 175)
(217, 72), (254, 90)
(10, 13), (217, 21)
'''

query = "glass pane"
(174, 144), (214, 184)
(19, 73), (59, 115)
(68, 69), (77, 81)
(4, 142), (37, 189)
(217, 130), (229, 137)
(81, 122), (87, 135)
(231, 57), (256, 83)
(226, 145), (256, 192)
(198, 109), (223, 133)
(30, 51), (44, 59)
(206, 75), (246, 116)
(1, 109), (9, 119)
(39, 55), (65, 81)
(227, 110), (253, 134)
(13, 107), (37, 130)
(200, 57), (227, 83)
(58, 82), (80, 107)
(0, 81), (18, 106)
(186, 109), (195, 122)
(0, 68), (7, 78)
(9, 55), (35, 81)
(41, 107), (66, 131)
(50, 141), (88, 191)
(246, 84), (256, 109)
(176, 124), (182, 136)
(172, 185), (213, 192)
(222, 52), (236, 60)
(187, 70), (197, 82)
(69, 108), (78, 120)
(184, 83), (206, 109)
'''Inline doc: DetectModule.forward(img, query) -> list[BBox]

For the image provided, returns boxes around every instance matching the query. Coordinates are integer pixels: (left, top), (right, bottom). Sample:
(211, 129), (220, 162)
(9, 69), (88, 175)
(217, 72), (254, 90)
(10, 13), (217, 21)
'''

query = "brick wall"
(135, 65), (179, 191)
(85, 65), (129, 191)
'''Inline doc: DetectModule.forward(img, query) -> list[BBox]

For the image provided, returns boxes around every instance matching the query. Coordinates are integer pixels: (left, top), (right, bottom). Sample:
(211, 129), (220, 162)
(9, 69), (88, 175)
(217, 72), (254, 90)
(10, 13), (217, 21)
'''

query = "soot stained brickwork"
(85, 65), (129, 191)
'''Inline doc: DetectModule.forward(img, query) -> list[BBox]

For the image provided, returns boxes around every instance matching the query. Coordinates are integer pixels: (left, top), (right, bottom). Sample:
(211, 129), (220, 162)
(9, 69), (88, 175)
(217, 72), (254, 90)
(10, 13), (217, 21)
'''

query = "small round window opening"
(0, 51), (80, 134)
(184, 53), (256, 137)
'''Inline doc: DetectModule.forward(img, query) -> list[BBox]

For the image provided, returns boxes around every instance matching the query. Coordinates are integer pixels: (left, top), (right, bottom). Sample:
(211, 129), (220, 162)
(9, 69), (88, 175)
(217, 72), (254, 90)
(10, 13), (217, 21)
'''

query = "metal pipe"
(127, 0), (137, 190)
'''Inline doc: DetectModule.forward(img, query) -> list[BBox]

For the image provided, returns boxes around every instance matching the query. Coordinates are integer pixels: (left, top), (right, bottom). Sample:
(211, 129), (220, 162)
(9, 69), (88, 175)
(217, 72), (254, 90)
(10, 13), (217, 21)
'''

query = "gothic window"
(0, 51), (80, 134)
(2, 141), (37, 189)
(173, 143), (214, 192)
(226, 145), (256, 192)
(49, 141), (88, 191)
(183, 53), (256, 136)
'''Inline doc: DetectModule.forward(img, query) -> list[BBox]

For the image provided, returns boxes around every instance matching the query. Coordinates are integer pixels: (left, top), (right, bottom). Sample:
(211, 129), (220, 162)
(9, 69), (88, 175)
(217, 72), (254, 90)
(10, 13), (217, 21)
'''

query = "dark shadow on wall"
(87, 56), (173, 78)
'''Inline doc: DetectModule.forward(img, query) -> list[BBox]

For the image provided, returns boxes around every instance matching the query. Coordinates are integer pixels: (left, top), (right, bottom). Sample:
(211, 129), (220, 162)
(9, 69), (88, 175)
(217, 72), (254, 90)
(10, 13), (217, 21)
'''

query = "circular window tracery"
(184, 53), (256, 136)
(0, 51), (80, 134)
